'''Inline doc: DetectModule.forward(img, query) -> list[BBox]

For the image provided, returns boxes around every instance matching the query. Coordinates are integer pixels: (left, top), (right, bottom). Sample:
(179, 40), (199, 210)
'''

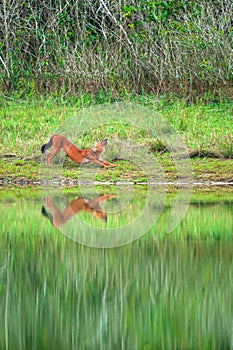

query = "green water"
(0, 186), (232, 349)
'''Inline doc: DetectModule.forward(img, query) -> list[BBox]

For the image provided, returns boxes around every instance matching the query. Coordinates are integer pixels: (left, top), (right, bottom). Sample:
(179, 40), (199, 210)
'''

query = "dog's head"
(92, 139), (108, 155)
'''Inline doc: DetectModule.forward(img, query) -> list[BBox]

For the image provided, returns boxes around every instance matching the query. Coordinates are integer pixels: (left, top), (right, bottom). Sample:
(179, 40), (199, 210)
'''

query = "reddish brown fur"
(45, 195), (116, 227)
(41, 134), (118, 167)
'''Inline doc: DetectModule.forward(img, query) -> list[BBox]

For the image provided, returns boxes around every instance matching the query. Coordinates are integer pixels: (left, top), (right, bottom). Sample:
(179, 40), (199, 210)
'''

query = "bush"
(0, 0), (232, 101)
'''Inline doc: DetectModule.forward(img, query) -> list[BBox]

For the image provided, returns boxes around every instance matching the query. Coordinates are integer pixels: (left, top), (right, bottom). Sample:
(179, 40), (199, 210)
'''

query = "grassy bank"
(0, 96), (232, 183)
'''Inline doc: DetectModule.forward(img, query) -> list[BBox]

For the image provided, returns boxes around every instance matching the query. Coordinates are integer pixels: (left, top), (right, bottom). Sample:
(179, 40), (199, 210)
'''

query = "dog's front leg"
(84, 152), (118, 167)
(90, 158), (112, 167)
(100, 159), (119, 167)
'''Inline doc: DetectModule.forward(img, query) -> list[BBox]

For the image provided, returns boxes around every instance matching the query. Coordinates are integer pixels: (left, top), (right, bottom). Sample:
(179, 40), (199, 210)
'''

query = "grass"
(0, 154), (232, 184)
(159, 101), (233, 158)
(0, 95), (232, 183)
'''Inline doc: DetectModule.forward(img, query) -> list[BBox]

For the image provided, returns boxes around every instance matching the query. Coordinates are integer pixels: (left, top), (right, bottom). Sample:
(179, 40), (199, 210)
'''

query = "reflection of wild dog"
(41, 134), (118, 167)
(42, 195), (116, 227)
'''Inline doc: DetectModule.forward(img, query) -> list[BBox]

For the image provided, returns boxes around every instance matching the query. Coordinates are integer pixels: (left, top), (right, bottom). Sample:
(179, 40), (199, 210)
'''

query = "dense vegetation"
(0, 0), (232, 101)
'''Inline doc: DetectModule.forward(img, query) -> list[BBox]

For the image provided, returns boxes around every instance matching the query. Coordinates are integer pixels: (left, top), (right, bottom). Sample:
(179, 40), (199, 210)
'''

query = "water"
(0, 185), (232, 349)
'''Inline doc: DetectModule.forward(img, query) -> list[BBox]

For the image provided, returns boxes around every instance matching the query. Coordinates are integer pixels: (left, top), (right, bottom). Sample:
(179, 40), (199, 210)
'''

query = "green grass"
(0, 96), (232, 183)
(159, 101), (233, 158)
(0, 154), (232, 184)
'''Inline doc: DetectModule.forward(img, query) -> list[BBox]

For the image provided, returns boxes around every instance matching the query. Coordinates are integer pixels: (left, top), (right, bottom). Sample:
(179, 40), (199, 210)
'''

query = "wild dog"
(41, 134), (117, 167)
(42, 195), (116, 227)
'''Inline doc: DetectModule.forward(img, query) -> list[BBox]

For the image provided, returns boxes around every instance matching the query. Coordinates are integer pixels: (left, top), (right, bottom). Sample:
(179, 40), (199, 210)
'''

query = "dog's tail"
(41, 136), (53, 154)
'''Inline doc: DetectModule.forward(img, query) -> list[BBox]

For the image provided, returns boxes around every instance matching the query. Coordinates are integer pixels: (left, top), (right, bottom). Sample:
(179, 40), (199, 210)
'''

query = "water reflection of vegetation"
(0, 186), (232, 349)
(0, 238), (232, 349)
(1, 185), (232, 240)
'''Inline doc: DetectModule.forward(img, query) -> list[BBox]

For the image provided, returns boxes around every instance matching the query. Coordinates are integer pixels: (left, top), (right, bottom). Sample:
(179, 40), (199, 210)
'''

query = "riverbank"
(0, 97), (232, 184)
(0, 155), (232, 185)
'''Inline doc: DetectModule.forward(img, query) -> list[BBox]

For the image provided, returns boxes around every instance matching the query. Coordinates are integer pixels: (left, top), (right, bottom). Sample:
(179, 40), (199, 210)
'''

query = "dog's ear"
(102, 139), (108, 145)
